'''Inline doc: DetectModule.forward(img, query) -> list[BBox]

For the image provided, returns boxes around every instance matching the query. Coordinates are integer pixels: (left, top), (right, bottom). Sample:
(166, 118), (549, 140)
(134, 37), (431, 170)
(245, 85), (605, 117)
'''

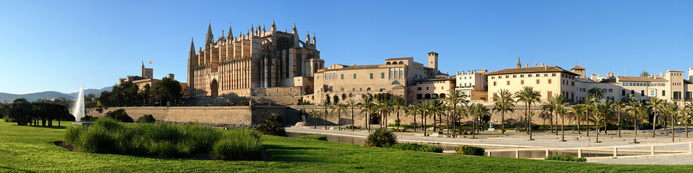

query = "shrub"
(257, 114), (286, 136)
(455, 145), (485, 156)
(212, 129), (263, 160)
(3, 115), (13, 122)
(365, 128), (397, 147)
(300, 135), (327, 141)
(64, 126), (86, 144)
(383, 143), (443, 153)
(81, 115), (98, 122)
(344, 125), (361, 130)
(545, 155), (587, 162)
(137, 114), (156, 123)
(105, 109), (133, 123)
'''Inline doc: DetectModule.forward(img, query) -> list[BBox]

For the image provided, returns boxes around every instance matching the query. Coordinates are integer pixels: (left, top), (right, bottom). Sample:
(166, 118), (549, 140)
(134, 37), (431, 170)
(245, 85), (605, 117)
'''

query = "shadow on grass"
(264, 144), (325, 162)
(7, 124), (67, 129)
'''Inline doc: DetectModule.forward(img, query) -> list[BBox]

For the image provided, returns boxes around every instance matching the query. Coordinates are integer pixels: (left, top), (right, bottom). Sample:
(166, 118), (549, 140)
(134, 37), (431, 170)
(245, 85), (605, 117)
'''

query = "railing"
(485, 142), (693, 159)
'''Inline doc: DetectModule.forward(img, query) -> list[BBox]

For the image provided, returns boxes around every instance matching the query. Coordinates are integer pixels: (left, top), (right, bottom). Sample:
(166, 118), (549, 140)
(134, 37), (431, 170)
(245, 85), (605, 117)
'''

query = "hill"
(0, 86), (112, 102)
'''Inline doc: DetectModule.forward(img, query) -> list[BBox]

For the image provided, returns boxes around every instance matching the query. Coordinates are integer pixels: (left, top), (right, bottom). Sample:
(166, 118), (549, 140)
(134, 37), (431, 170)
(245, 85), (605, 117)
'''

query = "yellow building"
(485, 58), (580, 103)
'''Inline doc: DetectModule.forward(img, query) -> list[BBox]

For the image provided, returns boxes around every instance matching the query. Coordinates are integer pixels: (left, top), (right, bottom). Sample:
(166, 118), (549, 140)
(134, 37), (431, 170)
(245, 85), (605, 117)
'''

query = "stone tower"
(427, 51), (438, 70)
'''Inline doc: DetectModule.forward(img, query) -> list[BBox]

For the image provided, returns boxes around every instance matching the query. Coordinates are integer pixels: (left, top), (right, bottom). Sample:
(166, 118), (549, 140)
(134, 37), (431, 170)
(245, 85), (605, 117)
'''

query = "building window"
(662, 90), (666, 96)
(520, 75), (524, 78)
(521, 80), (524, 85)
(547, 91), (553, 98)
(552, 73), (557, 77)
(341, 74), (344, 79)
(417, 87), (422, 90)
(353, 74), (357, 79)
(381, 72), (385, 79)
(536, 79), (540, 84)
(674, 91), (682, 100)
(426, 87), (429, 90)
(608, 89), (613, 93)
(548, 79), (552, 84)
(622, 90), (626, 96)
(513, 75), (517, 78)
(417, 94), (422, 100)
(631, 90), (634, 95)
(649, 89), (657, 96)
(370, 73), (373, 79)
(507, 81), (510, 85)
(641, 90), (645, 96)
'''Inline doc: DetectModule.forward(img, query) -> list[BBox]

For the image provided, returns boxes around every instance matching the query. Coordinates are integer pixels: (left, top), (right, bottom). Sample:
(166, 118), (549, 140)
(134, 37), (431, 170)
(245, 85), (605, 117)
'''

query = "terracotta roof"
(484, 66), (578, 76)
(617, 76), (668, 82)
(416, 77), (454, 82)
(571, 65), (585, 70)
(320, 64), (382, 71)
(385, 57), (413, 61)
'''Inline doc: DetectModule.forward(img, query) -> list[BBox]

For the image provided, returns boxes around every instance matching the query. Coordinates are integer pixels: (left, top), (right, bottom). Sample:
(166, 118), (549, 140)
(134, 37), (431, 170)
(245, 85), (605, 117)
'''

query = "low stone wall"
(88, 106), (302, 126)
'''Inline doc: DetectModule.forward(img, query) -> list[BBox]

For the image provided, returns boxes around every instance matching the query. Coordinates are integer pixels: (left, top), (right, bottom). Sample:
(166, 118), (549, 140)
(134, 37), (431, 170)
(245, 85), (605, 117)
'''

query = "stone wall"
(86, 105), (564, 128)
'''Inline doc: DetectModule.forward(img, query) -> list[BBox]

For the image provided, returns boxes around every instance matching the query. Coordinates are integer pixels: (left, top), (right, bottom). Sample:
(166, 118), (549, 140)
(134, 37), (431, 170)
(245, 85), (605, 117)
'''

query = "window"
(547, 91), (553, 98)
(370, 73), (373, 79)
(552, 73), (557, 77)
(381, 72), (385, 79)
(493, 81), (497, 86)
(608, 89), (613, 93)
(631, 90), (634, 95)
(521, 80), (524, 85)
(507, 81), (510, 85)
(544, 74), (548, 77)
(341, 74), (344, 79)
(641, 90), (645, 96)
(536, 79), (540, 84)
(649, 89), (657, 96)
(499, 76), (503, 79)
(571, 81), (574, 86)
(548, 79), (552, 84)
(536, 74), (541, 77)
(426, 87), (429, 90)
(341, 88), (344, 91)
(662, 90), (666, 96)
(622, 90), (626, 96)
(674, 91), (682, 100)
(417, 94), (422, 100)
(520, 75), (524, 78)
(513, 75), (517, 78)
(417, 87), (422, 90)
(353, 74), (357, 79)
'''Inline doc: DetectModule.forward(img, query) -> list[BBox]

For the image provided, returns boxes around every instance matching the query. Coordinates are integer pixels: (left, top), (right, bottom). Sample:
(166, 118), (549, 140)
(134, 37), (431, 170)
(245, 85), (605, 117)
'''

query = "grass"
(2, 121), (693, 172)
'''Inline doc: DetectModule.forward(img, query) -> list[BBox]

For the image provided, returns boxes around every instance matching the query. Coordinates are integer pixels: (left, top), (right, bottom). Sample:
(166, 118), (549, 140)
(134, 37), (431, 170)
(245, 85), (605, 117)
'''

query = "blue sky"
(1, 0), (692, 94)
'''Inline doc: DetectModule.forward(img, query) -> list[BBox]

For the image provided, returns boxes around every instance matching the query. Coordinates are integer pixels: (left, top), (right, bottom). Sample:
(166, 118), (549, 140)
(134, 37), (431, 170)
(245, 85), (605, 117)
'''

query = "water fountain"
(70, 86), (91, 126)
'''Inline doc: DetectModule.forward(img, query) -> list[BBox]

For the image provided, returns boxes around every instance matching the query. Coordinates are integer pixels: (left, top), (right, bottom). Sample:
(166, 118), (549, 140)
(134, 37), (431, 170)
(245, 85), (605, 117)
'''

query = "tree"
(446, 89), (467, 135)
(376, 100), (393, 129)
(391, 96), (406, 130)
(405, 104), (419, 131)
(309, 110), (321, 129)
(587, 88), (605, 100)
(556, 106), (568, 142)
(548, 94), (568, 135)
(345, 99), (358, 131)
(582, 97), (597, 137)
(105, 109), (134, 122)
(663, 102), (680, 142)
(493, 89), (514, 134)
(320, 99), (331, 130)
(628, 97), (647, 143)
(647, 97), (664, 138)
(681, 102), (693, 138)
(153, 77), (182, 106)
(359, 97), (376, 132)
(428, 99), (444, 133)
(7, 98), (32, 126)
(614, 99), (628, 137)
(515, 86), (541, 140)
(593, 99), (613, 143)
(571, 104), (585, 134)
(640, 71), (650, 77)
(469, 103), (490, 138)
(257, 114), (286, 136)
(332, 103), (347, 130)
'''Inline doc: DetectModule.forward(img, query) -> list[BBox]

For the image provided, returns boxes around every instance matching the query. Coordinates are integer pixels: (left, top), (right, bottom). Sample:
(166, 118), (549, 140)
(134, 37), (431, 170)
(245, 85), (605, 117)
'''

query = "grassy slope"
(0, 121), (690, 172)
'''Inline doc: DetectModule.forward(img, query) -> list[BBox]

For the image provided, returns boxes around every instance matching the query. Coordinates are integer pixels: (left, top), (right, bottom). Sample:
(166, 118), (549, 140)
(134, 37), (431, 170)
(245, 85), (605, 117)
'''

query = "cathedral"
(187, 21), (324, 97)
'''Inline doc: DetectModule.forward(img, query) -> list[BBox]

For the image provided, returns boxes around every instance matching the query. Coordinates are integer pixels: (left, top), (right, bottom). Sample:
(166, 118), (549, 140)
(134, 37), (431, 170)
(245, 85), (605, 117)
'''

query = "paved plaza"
(286, 126), (693, 165)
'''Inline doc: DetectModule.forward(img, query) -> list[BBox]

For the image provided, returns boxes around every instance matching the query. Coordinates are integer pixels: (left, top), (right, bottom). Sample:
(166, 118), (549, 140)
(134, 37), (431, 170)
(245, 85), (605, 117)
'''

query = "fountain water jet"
(70, 86), (85, 122)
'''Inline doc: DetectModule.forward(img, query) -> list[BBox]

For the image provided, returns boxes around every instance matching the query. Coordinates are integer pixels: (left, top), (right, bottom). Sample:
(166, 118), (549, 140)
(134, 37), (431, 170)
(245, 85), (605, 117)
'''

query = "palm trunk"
(596, 122), (600, 143)
(577, 116), (582, 134)
(423, 112), (427, 136)
(396, 111), (400, 130)
(686, 123), (689, 138)
(633, 118), (638, 143)
(413, 114), (417, 132)
(433, 113), (437, 132)
(617, 109), (622, 138)
(472, 114), (477, 138)
(338, 112), (341, 130)
(653, 111), (657, 138)
(501, 111), (506, 134)
(561, 114), (565, 141)
(351, 108), (355, 132)
(672, 114), (675, 142)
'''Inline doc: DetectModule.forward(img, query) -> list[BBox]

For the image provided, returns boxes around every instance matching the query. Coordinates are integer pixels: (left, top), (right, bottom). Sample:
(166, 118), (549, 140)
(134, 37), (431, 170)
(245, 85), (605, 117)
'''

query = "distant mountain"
(0, 86), (112, 102)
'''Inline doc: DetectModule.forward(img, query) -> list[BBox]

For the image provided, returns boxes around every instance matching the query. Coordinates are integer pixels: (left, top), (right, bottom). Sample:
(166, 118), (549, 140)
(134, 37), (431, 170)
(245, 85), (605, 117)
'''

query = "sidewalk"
(286, 126), (693, 165)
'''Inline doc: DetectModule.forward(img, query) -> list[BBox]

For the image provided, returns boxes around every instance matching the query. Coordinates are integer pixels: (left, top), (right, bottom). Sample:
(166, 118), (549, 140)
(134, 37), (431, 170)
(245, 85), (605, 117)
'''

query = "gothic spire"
(270, 20), (276, 31)
(516, 57), (521, 68)
(205, 23), (214, 45)
(227, 25), (233, 40)
(312, 33), (316, 46)
(189, 38), (195, 54)
(305, 31), (311, 44)
(292, 23), (297, 34)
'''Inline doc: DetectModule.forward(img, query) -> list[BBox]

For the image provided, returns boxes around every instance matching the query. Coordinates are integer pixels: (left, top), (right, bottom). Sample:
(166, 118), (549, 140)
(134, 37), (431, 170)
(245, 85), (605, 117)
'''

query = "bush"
(105, 109), (133, 123)
(3, 115), (13, 122)
(257, 114), (285, 136)
(137, 114), (156, 123)
(365, 128), (397, 147)
(212, 129), (263, 160)
(300, 135), (327, 141)
(455, 145), (485, 156)
(545, 155), (586, 162)
(65, 119), (263, 160)
(383, 143), (443, 153)
(81, 115), (98, 122)
(344, 125), (361, 130)
(641, 122), (662, 129)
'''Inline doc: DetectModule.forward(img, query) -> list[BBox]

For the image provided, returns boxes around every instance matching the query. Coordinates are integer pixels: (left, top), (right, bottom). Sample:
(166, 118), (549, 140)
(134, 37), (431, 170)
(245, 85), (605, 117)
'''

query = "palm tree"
(404, 104), (418, 131)
(359, 97), (376, 132)
(446, 89), (467, 135)
(376, 100), (393, 129)
(548, 94), (568, 135)
(309, 110), (321, 129)
(515, 86), (541, 140)
(556, 106), (568, 142)
(332, 103), (347, 130)
(663, 102), (680, 142)
(493, 89), (515, 134)
(681, 102), (693, 138)
(628, 97), (647, 143)
(647, 97), (664, 138)
(469, 103), (490, 138)
(596, 98), (614, 135)
(345, 99), (358, 131)
(582, 97), (597, 137)
(571, 104), (585, 134)
(587, 88), (605, 99)
(320, 99), (331, 129)
(391, 96), (406, 130)
(428, 99), (444, 133)
(614, 99), (628, 137)
(542, 100), (556, 133)
(418, 101), (432, 136)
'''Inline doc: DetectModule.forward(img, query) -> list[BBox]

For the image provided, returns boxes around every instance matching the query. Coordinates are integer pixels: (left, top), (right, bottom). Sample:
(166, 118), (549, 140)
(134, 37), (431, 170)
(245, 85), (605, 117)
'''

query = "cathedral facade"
(187, 21), (324, 97)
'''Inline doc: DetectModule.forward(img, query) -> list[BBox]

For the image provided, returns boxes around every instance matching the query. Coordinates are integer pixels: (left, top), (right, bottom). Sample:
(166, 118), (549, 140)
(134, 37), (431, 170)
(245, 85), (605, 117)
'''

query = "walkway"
(286, 126), (693, 165)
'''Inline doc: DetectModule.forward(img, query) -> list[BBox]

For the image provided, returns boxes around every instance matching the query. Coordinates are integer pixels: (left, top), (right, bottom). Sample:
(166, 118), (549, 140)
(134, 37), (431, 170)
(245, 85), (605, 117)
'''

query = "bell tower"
(427, 51), (438, 70)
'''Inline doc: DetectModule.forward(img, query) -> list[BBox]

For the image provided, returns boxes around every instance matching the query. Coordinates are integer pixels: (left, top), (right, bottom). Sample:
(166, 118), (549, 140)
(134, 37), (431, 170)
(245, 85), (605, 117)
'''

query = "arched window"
(391, 80), (401, 85)
(399, 61), (404, 64)
(386, 62), (392, 65)
(424, 94), (431, 99)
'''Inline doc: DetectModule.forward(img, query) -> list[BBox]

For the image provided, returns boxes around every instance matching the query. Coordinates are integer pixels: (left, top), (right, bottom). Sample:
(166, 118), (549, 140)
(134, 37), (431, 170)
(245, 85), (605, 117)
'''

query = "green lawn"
(0, 121), (691, 172)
